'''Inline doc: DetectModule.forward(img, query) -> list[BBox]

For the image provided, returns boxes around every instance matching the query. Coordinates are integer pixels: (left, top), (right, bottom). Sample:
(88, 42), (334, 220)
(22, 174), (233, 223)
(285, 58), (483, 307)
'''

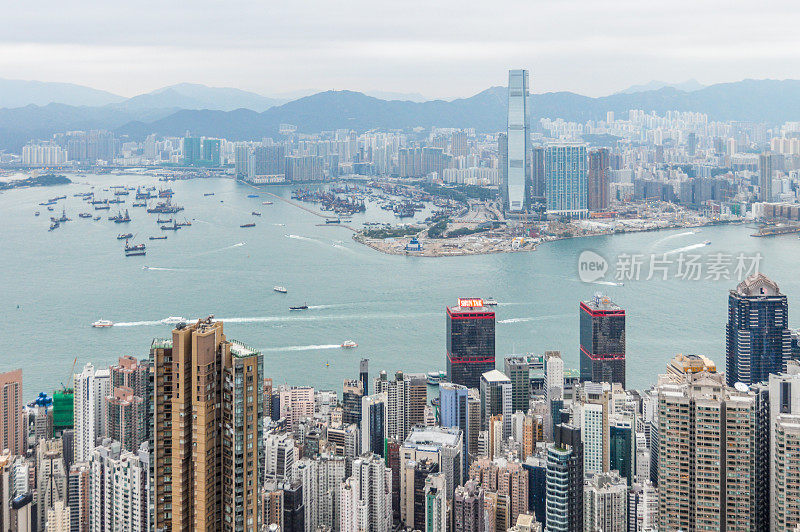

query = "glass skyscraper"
(579, 295), (626, 387)
(506, 69), (530, 212)
(446, 300), (496, 389)
(545, 143), (589, 219)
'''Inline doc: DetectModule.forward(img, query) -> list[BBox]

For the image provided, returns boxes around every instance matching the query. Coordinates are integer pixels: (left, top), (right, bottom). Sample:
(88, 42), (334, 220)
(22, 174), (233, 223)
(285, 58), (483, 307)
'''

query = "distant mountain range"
(615, 79), (705, 94)
(2, 78), (800, 152)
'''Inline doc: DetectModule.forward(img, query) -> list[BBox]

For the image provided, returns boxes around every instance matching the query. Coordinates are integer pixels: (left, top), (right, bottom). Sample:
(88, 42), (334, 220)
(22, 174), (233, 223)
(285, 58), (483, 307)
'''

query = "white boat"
(484, 298), (498, 306)
(262, 201), (273, 205)
(341, 340), (358, 349)
(161, 316), (186, 324)
(92, 319), (113, 328)
(274, 286), (288, 293)
(703, 240), (711, 246)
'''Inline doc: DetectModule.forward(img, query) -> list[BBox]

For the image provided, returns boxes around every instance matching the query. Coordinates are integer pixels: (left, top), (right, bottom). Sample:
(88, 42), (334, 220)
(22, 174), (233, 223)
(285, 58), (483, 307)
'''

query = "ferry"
(426, 371), (447, 385)
(240, 223), (256, 228)
(117, 233), (133, 240)
(341, 340), (358, 349)
(289, 303), (308, 311)
(161, 316), (185, 324)
(273, 286), (288, 293)
(92, 319), (113, 328)
(484, 298), (498, 306)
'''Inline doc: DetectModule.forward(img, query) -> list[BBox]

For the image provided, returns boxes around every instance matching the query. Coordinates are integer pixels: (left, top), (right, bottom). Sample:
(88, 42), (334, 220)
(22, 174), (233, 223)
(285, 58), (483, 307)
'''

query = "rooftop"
(582, 293), (623, 311)
(735, 272), (781, 297)
(481, 369), (511, 383)
(229, 340), (259, 358)
(404, 426), (462, 448)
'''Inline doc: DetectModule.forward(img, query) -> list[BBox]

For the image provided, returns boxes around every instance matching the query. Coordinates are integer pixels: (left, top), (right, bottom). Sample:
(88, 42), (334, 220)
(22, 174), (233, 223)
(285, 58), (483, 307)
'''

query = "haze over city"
(4, 0), (800, 98)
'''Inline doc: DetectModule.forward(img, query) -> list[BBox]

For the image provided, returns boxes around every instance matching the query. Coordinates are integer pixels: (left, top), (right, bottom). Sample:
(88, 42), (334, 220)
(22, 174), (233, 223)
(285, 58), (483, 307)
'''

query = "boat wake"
(107, 312), (438, 328)
(665, 242), (708, 255)
(114, 320), (163, 327)
(652, 230), (696, 248)
(498, 313), (571, 324)
(593, 280), (624, 286)
(260, 344), (341, 352)
(193, 242), (246, 257)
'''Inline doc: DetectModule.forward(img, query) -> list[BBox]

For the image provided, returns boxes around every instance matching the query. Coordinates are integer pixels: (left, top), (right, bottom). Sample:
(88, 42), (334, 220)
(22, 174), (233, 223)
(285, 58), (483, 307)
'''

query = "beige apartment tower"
(153, 318), (263, 532)
(0, 369), (25, 456)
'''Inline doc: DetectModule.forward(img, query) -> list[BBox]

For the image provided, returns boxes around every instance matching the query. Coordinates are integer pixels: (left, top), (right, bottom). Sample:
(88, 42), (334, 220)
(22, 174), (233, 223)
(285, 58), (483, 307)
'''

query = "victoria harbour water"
(2, 173), (800, 398)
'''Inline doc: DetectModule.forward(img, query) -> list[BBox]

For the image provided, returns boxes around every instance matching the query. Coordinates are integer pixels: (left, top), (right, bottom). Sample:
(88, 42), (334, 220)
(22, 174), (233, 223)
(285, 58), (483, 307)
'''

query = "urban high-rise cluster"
(2, 273), (798, 531)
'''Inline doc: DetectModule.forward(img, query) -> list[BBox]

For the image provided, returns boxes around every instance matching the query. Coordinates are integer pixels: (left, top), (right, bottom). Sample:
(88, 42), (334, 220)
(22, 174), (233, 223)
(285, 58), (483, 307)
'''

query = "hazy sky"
(4, 0), (800, 99)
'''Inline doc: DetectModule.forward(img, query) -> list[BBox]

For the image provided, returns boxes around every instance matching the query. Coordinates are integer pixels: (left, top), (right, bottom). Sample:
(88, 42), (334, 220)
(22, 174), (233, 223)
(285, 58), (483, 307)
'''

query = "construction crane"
(60, 356), (78, 391)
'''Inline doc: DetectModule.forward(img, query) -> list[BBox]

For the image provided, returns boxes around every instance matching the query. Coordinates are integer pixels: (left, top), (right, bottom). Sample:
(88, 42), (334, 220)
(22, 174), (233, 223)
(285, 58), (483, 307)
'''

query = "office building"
(361, 393), (387, 457)
(580, 295), (626, 387)
(583, 471), (627, 532)
(759, 152), (773, 201)
(342, 379), (364, 426)
(360, 359), (369, 395)
(587, 148), (610, 211)
(73, 363), (110, 462)
(152, 318), (263, 531)
(480, 370), (512, 438)
(726, 273), (790, 386)
(504, 356), (530, 414)
(400, 426), (464, 501)
(90, 440), (150, 531)
(0, 370), (25, 455)
(545, 143), (588, 219)
(439, 382), (470, 476)
(339, 454), (392, 532)
(182, 137), (202, 165)
(447, 298), (496, 389)
(453, 479), (486, 532)
(546, 424), (583, 532)
(656, 362), (756, 531)
(467, 389), (481, 459)
(506, 69), (530, 212)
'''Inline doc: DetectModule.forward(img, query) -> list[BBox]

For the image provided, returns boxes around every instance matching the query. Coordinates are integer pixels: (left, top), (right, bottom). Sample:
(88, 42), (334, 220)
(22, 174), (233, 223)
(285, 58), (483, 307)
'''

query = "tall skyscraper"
(339, 454), (392, 532)
(759, 152), (773, 201)
(361, 393), (387, 457)
(342, 379), (364, 426)
(90, 440), (150, 532)
(439, 382), (469, 476)
(580, 295), (626, 387)
(545, 144), (588, 219)
(73, 363), (110, 463)
(726, 273), (790, 386)
(506, 69), (530, 212)
(587, 148), (610, 211)
(152, 318), (263, 532)
(36, 438), (67, 531)
(446, 298), (496, 389)
(531, 146), (546, 200)
(0, 369), (25, 456)
(105, 386), (145, 453)
(400, 426), (464, 502)
(504, 356), (530, 414)
(479, 370), (512, 437)
(656, 360), (756, 531)
(546, 424), (583, 532)
(360, 358), (369, 395)
(182, 137), (202, 166)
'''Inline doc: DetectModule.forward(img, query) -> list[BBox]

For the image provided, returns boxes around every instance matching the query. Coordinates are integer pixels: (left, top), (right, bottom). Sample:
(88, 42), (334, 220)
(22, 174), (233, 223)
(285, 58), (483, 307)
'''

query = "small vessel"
(93, 216), (101, 221)
(47, 206), (54, 211)
(326, 219), (341, 224)
(247, 194), (259, 198)
(427, 370), (447, 385)
(149, 236), (168, 240)
(484, 298), (498, 306)
(161, 316), (185, 325)
(341, 340), (358, 349)
(176, 219), (192, 227)
(289, 303), (308, 311)
(125, 250), (146, 257)
(78, 212), (92, 218)
(262, 201), (273, 205)
(125, 242), (146, 252)
(252, 211), (261, 216)
(161, 221), (180, 231)
(35, 211), (40, 216)
(703, 240), (711, 246)
(204, 193), (215, 196)
(94, 204), (110, 210)
(48, 221), (59, 231)
(92, 319), (113, 328)
(273, 286), (288, 293)
(132, 201), (146, 207)
(240, 223), (256, 228)
(156, 217), (172, 224)
(113, 210), (131, 223)
(117, 233), (133, 240)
